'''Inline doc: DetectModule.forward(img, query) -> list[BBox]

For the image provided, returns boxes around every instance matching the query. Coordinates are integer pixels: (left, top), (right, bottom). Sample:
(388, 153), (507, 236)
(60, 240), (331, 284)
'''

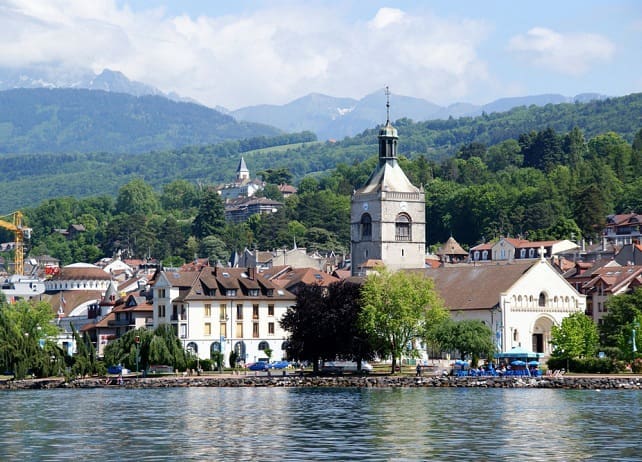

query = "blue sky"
(1, 0), (640, 109)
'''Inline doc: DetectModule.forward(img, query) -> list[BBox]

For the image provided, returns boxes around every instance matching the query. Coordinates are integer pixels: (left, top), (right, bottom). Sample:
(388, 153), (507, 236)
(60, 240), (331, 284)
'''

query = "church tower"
(350, 88), (425, 276)
(236, 156), (250, 182)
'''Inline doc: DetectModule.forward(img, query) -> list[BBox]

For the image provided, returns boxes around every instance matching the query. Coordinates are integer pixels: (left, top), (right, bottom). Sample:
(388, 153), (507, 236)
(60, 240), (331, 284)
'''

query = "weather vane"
(385, 86), (391, 123)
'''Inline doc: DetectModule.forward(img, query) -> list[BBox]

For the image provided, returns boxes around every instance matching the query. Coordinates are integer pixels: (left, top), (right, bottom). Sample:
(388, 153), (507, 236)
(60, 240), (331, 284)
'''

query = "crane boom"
(0, 211), (31, 276)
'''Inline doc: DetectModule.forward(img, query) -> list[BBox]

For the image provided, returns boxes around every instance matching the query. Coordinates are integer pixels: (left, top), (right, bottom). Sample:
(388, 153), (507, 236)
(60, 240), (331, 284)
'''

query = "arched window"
(528, 248), (535, 258)
(186, 342), (198, 354)
(474, 251), (480, 260)
(395, 213), (411, 241)
(281, 341), (289, 350)
(539, 292), (546, 307)
(258, 341), (270, 351)
(520, 249), (526, 258)
(361, 213), (372, 240)
(210, 342), (221, 355)
(482, 250), (488, 260)
(234, 341), (246, 361)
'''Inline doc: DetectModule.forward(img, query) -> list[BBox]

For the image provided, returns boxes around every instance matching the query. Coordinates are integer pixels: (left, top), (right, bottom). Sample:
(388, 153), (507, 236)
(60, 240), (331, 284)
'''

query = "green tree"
(599, 289), (642, 359)
(104, 325), (188, 373)
(588, 132), (632, 181)
(486, 139), (522, 172)
(70, 324), (102, 378)
(161, 179), (199, 218)
(115, 178), (159, 216)
(550, 312), (599, 360)
(257, 167), (293, 185)
(256, 183), (284, 201)
(199, 235), (229, 264)
(280, 281), (375, 373)
(0, 297), (63, 379)
(359, 268), (448, 373)
(191, 187), (226, 239)
(433, 319), (495, 367)
(631, 128), (642, 178)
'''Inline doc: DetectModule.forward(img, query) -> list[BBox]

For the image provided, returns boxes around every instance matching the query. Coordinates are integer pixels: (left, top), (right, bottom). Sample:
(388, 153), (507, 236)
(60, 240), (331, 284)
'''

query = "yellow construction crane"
(0, 211), (32, 276)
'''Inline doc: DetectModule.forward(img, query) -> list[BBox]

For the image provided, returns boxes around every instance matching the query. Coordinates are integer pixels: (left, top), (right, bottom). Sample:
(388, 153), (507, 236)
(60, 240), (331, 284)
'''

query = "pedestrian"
(416, 363), (422, 377)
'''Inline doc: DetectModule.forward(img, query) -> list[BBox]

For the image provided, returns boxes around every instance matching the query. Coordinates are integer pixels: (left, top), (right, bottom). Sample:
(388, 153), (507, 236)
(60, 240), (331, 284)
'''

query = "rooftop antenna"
(385, 86), (391, 123)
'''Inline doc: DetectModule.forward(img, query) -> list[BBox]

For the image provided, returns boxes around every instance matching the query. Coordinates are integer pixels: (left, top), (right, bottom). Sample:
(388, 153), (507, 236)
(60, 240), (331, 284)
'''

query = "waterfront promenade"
(3, 373), (642, 390)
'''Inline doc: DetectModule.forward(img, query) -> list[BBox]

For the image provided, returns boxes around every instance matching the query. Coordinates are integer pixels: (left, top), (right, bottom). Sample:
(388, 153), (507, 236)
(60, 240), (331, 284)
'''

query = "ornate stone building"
(350, 97), (425, 275)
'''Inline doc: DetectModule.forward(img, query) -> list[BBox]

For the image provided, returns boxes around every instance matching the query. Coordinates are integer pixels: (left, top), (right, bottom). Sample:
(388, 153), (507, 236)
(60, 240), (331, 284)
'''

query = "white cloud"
(508, 27), (615, 75)
(0, 1), (493, 108)
(369, 7), (406, 29)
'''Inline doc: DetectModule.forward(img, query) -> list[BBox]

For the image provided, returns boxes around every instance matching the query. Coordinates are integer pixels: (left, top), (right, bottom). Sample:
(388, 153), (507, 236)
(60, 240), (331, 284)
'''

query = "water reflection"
(1, 387), (641, 461)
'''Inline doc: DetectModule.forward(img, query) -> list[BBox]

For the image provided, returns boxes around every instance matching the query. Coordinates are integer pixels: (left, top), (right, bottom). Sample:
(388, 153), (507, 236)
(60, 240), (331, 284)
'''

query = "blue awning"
(494, 346), (542, 360)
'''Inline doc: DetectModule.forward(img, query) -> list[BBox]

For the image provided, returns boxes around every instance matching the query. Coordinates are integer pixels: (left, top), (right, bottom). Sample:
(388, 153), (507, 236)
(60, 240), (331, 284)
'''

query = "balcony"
(108, 319), (131, 327)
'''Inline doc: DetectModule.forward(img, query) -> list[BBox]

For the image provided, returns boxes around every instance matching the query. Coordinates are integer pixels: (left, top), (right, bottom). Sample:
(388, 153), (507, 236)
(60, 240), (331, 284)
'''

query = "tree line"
(0, 125), (640, 269)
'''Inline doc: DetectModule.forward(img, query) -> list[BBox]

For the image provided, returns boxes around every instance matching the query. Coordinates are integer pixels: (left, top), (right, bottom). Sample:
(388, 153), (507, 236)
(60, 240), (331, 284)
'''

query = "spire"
(236, 156), (250, 181)
(385, 85), (391, 124)
(378, 86), (398, 166)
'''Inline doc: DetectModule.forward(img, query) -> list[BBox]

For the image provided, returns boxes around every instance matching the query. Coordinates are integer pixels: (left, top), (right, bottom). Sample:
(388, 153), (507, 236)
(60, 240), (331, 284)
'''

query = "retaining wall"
(3, 375), (642, 390)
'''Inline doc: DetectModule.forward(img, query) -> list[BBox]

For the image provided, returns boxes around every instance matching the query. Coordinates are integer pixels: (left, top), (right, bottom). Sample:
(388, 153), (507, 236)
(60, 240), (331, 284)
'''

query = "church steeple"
(349, 85), (426, 276)
(378, 86), (398, 166)
(236, 156), (250, 182)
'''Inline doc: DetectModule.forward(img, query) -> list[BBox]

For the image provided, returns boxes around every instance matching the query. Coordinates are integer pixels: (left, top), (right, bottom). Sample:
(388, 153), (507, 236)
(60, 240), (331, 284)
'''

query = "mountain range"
(0, 66), (609, 141)
(231, 91), (609, 141)
(0, 88), (281, 154)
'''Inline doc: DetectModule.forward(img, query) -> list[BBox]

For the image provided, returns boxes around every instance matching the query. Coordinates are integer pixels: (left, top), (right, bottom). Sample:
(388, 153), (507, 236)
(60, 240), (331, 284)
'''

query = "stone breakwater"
(3, 375), (642, 390)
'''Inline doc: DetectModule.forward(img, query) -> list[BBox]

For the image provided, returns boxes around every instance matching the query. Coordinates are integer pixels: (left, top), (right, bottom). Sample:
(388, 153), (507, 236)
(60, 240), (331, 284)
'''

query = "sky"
(1, 0), (640, 110)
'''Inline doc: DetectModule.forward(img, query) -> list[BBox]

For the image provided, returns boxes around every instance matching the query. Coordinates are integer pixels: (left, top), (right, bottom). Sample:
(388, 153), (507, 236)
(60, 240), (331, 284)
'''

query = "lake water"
(1, 387), (640, 461)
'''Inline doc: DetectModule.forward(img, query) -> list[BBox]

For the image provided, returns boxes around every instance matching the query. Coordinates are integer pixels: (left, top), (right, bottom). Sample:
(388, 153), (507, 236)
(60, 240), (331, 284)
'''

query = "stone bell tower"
(350, 88), (425, 276)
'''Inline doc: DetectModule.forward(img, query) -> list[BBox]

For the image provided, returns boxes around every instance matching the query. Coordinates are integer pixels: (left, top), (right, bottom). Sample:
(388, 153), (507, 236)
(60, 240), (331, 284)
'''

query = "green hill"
(0, 93), (639, 214)
(0, 88), (282, 154)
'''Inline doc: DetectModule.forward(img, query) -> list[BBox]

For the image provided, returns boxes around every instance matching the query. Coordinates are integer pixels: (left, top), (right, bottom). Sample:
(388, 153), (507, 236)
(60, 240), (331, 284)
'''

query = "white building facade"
(152, 267), (296, 366)
(420, 257), (586, 357)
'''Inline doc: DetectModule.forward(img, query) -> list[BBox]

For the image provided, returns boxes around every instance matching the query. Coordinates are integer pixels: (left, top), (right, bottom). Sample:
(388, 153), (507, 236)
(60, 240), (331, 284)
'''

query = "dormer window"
(248, 289), (259, 296)
(226, 289), (237, 297)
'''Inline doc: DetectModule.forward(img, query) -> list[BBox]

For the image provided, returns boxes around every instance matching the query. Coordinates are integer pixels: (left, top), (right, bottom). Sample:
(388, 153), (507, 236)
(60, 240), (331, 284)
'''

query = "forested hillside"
(0, 88), (282, 154)
(1, 121), (640, 270)
(0, 93), (640, 214)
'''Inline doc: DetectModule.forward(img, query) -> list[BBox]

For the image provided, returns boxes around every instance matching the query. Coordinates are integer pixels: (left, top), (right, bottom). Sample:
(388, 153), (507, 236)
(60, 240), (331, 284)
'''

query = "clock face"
(362, 202), (369, 211)
(400, 201), (407, 211)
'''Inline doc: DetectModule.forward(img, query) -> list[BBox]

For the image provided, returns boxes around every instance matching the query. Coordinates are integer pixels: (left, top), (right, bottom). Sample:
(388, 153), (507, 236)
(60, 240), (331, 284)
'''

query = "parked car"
(107, 365), (123, 375)
(248, 361), (270, 371)
(271, 361), (290, 369)
(324, 361), (373, 373)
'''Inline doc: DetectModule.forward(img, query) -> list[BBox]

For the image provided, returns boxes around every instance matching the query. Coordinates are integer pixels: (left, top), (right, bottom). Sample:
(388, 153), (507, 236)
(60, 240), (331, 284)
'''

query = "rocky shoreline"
(3, 374), (642, 390)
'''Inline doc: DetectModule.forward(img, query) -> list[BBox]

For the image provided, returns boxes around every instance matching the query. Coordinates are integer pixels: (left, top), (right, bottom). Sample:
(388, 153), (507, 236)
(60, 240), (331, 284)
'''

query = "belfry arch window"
(395, 213), (411, 241)
(538, 292), (546, 307)
(361, 213), (372, 240)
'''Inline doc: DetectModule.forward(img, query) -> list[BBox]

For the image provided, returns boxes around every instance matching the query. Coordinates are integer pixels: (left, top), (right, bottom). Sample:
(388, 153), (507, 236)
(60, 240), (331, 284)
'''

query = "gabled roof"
(409, 261), (535, 311)
(178, 267), (295, 301)
(582, 265), (642, 294)
(606, 213), (642, 226)
(270, 267), (340, 290)
(156, 270), (200, 288)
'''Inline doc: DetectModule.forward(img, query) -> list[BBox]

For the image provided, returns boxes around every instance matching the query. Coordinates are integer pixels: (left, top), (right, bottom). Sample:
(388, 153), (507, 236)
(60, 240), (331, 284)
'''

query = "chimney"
(247, 267), (255, 280)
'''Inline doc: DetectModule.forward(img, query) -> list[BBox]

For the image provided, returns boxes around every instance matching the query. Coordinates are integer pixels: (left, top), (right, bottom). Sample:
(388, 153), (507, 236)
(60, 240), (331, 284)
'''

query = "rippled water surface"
(1, 387), (640, 461)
